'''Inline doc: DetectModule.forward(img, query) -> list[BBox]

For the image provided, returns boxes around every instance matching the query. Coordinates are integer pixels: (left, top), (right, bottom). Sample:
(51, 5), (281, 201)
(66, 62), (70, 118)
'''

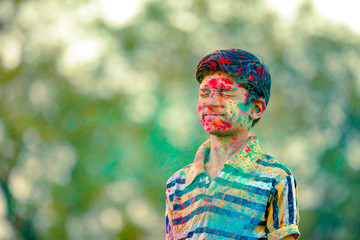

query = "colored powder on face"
(220, 77), (233, 86)
(214, 119), (232, 131)
(206, 78), (232, 91)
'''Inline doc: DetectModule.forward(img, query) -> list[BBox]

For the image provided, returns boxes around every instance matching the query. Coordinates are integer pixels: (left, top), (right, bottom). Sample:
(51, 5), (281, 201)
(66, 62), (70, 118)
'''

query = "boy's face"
(198, 72), (253, 136)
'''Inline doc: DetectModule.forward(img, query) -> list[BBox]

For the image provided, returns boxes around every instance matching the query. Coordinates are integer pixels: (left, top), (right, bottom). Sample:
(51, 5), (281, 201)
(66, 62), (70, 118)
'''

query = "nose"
(207, 91), (221, 107)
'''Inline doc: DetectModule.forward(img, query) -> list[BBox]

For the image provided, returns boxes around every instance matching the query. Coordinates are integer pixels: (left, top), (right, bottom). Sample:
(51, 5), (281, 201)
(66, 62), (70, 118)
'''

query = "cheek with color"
(198, 102), (232, 132)
(234, 101), (251, 124)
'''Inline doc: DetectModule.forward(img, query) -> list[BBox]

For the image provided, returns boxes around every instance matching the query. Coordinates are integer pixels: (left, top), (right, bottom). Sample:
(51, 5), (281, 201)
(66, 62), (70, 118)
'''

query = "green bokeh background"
(0, 0), (359, 239)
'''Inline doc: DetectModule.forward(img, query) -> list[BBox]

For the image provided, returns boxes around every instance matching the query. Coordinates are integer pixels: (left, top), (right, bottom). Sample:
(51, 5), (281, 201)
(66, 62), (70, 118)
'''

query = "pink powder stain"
(218, 57), (232, 64)
(220, 77), (233, 86)
(202, 56), (210, 63)
(206, 78), (233, 91)
(214, 119), (232, 131)
(256, 66), (263, 75)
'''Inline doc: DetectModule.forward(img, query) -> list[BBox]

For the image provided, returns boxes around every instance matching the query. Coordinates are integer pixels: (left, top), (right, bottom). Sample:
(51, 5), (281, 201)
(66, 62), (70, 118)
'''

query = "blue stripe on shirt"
(173, 192), (267, 212)
(287, 176), (295, 224)
(272, 189), (279, 229)
(178, 226), (267, 240)
(215, 177), (271, 196)
(256, 158), (292, 175)
(166, 178), (186, 189)
(222, 165), (274, 183)
(173, 205), (266, 226)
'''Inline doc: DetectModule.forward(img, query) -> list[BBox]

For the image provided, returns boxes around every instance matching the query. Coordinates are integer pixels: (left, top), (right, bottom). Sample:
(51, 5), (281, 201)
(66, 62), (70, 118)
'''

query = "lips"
(204, 112), (225, 116)
(203, 113), (225, 117)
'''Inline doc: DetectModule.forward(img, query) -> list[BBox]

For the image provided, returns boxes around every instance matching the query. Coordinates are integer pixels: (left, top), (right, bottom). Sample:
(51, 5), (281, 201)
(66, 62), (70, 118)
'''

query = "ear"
(248, 97), (266, 120)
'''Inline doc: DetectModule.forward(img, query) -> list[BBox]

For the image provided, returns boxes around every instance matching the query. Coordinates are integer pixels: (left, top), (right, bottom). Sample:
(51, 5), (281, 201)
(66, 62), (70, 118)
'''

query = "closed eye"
(199, 89), (211, 97)
(220, 90), (236, 97)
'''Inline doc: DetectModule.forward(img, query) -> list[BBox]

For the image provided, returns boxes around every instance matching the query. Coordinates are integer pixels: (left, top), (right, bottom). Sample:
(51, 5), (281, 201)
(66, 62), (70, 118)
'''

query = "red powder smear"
(218, 57), (232, 64)
(245, 146), (251, 153)
(256, 66), (263, 75)
(219, 77), (233, 85)
(244, 93), (250, 98)
(205, 77), (234, 91)
(202, 56), (210, 63)
(206, 78), (230, 90)
(210, 62), (217, 68)
(238, 55), (246, 59)
(214, 119), (232, 130)
(237, 67), (242, 75)
(249, 75), (254, 81)
(207, 78), (219, 88)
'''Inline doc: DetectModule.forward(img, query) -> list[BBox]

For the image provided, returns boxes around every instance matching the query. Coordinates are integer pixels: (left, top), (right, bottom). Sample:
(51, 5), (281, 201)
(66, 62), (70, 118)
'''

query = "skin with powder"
(198, 72), (266, 181)
(198, 72), (295, 240)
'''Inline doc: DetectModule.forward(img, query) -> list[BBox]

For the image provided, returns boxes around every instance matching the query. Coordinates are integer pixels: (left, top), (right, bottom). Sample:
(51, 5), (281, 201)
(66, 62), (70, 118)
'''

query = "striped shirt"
(165, 135), (300, 240)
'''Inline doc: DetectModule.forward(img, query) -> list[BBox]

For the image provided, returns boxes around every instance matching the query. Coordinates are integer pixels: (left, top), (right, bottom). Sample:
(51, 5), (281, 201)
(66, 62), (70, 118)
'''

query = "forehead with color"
(200, 73), (241, 90)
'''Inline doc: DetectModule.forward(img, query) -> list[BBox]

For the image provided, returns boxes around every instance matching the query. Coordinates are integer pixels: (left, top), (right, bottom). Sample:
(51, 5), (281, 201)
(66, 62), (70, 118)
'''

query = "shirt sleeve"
(165, 187), (174, 240)
(266, 174), (300, 240)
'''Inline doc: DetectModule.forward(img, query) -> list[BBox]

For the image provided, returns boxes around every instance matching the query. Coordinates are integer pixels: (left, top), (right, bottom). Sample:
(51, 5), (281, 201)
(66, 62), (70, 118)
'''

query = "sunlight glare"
(98, 0), (144, 27)
(266, 0), (360, 33)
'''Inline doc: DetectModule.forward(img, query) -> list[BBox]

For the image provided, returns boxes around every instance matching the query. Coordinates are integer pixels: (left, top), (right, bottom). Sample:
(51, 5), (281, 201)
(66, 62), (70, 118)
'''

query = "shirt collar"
(184, 135), (263, 188)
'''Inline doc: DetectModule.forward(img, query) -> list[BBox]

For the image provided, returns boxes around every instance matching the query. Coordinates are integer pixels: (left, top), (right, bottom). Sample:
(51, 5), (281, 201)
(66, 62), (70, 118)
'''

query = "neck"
(208, 130), (251, 167)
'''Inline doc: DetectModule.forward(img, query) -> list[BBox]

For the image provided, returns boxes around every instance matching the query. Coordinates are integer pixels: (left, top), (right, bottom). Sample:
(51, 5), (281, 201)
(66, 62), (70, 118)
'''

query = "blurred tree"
(0, 0), (359, 239)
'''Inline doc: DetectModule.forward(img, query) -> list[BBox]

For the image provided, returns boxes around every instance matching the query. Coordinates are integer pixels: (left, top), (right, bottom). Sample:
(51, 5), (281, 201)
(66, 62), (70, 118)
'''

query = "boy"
(165, 49), (300, 240)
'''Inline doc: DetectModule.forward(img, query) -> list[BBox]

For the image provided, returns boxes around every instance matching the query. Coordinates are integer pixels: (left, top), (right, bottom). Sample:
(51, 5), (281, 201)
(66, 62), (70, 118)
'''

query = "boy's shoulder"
(255, 152), (295, 180)
(166, 163), (194, 187)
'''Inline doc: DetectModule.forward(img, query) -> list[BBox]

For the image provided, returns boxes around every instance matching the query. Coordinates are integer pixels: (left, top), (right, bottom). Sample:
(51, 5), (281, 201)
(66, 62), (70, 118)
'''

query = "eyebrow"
(200, 86), (238, 91)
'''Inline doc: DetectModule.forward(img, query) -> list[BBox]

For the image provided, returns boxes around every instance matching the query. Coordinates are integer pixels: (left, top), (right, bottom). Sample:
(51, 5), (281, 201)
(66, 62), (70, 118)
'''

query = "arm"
(165, 189), (174, 240)
(266, 174), (300, 240)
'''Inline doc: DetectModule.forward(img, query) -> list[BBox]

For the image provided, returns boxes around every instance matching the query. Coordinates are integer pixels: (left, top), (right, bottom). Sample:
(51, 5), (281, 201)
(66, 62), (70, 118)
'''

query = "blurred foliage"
(0, 0), (359, 239)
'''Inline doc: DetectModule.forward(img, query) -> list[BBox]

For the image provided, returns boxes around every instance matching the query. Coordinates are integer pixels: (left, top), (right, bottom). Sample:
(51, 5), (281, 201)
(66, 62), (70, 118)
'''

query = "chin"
(204, 126), (233, 136)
